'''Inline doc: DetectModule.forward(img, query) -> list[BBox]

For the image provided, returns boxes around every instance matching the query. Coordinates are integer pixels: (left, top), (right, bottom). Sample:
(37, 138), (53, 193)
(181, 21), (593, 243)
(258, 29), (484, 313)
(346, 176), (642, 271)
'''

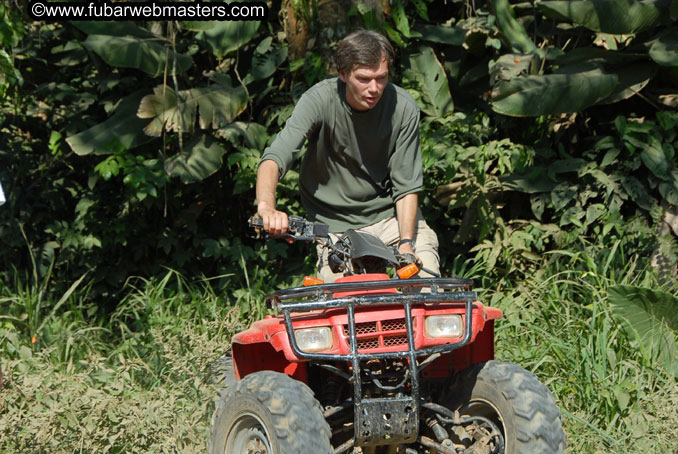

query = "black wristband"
(398, 238), (416, 250)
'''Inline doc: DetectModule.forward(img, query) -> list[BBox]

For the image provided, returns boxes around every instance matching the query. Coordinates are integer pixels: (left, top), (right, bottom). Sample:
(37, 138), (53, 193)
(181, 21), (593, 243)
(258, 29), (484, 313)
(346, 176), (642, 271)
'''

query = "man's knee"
(414, 220), (440, 276)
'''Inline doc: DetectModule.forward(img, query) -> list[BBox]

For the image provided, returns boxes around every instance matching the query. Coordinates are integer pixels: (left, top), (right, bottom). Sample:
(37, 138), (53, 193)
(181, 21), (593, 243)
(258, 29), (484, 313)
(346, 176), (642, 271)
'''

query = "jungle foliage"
(1, 0), (677, 452)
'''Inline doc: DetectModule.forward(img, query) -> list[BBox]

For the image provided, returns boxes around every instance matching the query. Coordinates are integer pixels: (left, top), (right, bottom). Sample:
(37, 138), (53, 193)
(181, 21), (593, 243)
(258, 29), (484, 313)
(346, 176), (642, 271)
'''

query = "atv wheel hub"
(226, 414), (273, 454)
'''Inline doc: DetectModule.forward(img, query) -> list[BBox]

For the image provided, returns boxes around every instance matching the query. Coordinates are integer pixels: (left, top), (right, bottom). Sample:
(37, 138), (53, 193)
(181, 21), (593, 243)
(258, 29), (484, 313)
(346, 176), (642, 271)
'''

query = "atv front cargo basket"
(265, 277), (478, 362)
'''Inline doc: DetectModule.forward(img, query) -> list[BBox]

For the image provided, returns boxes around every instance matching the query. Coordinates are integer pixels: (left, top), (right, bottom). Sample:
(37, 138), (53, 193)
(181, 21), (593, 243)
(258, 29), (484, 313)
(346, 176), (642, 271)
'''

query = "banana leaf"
(538, 0), (660, 34)
(491, 68), (617, 116)
(412, 23), (466, 46)
(66, 90), (153, 156)
(608, 285), (678, 377)
(404, 46), (454, 119)
(492, 0), (538, 53)
(164, 135), (227, 183)
(599, 63), (657, 104)
(71, 21), (156, 39)
(137, 81), (248, 136)
(197, 21), (260, 58)
(83, 35), (192, 77)
(650, 28), (678, 67)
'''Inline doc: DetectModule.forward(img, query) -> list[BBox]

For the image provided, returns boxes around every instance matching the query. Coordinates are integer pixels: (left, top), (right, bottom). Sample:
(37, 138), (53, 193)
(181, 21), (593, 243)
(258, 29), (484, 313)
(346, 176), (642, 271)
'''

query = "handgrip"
(248, 215), (330, 241)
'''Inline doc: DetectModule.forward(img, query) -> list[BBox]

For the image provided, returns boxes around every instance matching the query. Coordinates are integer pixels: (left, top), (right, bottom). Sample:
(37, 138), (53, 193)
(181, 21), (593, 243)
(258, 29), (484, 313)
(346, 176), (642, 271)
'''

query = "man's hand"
(398, 241), (421, 266)
(257, 205), (289, 235)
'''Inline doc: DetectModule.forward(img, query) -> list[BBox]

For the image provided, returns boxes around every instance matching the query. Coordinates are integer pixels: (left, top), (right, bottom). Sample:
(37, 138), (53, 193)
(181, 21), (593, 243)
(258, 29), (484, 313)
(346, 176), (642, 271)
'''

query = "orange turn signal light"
(303, 276), (325, 286)
(397, 263), (419, 279)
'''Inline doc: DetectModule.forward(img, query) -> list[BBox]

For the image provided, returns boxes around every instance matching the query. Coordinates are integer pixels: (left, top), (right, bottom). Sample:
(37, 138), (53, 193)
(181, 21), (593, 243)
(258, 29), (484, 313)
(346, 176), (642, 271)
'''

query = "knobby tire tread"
(209, 370), (332, 454)
(209, 351), (236, 389)
(456, 360), (566, 453)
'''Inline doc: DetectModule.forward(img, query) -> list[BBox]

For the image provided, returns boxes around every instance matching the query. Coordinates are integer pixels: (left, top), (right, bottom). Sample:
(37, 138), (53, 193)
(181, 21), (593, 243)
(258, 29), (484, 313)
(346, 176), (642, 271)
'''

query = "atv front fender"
(231, 316), (309, 382)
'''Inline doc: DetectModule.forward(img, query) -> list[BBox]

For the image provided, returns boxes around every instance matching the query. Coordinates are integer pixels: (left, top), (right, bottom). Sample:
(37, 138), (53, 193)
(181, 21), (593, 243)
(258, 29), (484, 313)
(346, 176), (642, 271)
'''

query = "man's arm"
(255, 85), (325, 234)
(395, 192), (418, 255)
(256, 160), (288, 234)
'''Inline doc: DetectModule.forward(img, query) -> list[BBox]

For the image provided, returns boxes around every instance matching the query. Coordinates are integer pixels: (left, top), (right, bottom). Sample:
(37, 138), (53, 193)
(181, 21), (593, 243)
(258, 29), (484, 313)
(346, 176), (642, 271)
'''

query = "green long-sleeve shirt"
(261, 77), (423, 232)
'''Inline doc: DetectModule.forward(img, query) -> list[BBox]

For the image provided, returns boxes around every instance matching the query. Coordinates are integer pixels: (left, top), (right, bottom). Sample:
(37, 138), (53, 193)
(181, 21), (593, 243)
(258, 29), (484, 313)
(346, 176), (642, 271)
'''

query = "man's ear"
(339, 70), (347, 82)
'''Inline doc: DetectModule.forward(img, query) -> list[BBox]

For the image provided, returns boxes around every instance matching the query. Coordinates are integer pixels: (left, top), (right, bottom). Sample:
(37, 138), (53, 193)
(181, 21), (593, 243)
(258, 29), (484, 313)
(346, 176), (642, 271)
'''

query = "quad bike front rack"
(265, 278), (477, 448)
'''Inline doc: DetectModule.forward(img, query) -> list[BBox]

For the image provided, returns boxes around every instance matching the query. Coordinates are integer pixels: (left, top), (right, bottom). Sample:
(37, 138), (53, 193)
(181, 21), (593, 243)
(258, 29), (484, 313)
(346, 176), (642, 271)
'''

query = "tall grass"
(479, 249), (678, 453)
(1, 253), (676, 453)
(0, 269), (242, 453)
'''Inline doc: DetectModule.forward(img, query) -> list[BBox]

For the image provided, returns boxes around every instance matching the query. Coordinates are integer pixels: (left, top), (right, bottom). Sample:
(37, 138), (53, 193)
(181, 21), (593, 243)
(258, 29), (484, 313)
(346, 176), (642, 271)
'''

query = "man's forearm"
(256, 159), (288, 233)
(395, 192), (418, 241)
(256, 160), (280, 212)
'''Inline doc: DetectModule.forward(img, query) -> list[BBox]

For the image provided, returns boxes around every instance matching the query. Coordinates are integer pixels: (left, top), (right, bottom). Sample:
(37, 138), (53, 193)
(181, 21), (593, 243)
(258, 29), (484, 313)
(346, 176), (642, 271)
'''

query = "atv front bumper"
(266, 277), (479, 447)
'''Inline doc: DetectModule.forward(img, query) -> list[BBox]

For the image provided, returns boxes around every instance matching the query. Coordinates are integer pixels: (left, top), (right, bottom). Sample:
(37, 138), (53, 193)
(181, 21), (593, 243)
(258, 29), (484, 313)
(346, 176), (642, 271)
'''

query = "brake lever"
(267, 233), (321, 242)
(395, 250), (441, 278)
(401, 252), (419, 266)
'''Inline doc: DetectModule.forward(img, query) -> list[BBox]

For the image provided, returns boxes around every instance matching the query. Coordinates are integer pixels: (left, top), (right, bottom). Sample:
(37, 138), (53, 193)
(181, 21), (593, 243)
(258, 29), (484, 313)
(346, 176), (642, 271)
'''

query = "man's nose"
(367, 80), (378, 93)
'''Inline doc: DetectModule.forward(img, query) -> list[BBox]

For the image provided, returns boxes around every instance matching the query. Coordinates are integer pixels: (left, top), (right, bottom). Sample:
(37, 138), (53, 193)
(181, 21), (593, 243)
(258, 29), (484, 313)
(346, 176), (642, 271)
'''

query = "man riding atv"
(255, 29), (440, 283)
(209, 29), (567, 454)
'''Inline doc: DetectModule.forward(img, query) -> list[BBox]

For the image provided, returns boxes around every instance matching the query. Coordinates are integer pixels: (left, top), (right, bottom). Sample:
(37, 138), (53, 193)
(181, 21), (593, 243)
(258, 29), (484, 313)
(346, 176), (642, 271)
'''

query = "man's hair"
(334, 30), (394, 73)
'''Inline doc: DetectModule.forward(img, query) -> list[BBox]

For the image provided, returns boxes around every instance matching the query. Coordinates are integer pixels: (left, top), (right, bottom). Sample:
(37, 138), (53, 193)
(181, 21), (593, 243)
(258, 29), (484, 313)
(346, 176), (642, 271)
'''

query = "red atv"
(209, 216), (566, 454)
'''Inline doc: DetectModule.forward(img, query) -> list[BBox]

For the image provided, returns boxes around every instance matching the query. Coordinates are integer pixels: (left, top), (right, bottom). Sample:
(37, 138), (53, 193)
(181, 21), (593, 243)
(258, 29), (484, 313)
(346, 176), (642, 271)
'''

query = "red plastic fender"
(231, 315), (310, 382)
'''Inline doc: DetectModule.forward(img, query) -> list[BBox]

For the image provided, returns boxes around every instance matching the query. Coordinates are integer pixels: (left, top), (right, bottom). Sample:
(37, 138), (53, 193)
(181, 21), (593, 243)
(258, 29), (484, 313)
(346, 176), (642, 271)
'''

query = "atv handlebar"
(248, 215), (330, 242)
(248, 215), (440, 277)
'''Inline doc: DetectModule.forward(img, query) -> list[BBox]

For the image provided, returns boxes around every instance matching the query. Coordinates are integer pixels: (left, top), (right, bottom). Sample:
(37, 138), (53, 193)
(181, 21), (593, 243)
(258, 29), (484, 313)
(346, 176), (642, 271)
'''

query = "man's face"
(339, 55), (389, 111)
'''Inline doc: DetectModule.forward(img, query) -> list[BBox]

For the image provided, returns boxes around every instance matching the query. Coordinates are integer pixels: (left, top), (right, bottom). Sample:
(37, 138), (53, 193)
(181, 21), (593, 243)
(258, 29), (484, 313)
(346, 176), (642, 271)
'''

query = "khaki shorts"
(316, 213), (440, 282)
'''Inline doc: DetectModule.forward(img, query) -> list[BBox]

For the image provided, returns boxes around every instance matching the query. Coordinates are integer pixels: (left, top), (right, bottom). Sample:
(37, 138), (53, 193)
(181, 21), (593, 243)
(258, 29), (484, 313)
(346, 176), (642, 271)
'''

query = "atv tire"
(209, 351), (236, 390)
(442, 360), (566, 453)
(209, 370), (332, 454)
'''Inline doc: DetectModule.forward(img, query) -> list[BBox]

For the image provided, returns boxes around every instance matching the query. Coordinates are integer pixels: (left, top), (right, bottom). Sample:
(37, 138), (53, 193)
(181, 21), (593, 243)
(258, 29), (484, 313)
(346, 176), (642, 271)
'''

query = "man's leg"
(316, 233), (345, 282)
(411, 219), (440, 278)
(360, 213), (440, 278)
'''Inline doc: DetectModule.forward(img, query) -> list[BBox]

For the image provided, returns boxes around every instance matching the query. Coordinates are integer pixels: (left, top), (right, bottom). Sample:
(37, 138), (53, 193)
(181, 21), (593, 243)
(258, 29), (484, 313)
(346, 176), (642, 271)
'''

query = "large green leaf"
(600, 63), (656, 104)
(0, 49), (22, 93)
(82, 35), (192, 77)
(650, 28), (678, 67)
(412, 24), (466, 46)
(164, 135), (227, 182)
(251, 40), (288, 81)
(70, 21), (156, 39)
(501, 168), (558, 193)
(641, 135), (670, 179)
(538, 0), (660, 34)
(620, 175), (657, 210)
(608, 285), (678, 376)
(197, 21), (259, 58)
(66, 90), (153, 156)
(492, 0), (538, 53)
(181, 21), (218, 31)
(392, 0), (411, 38)
(490, 53), (538, 83)
(216, 122), (269, 149)
(553, 48), (646, 66)
(137, 81), (248, 136)
(659, 181), (678, 205)
(404, 46), (454, 119)
(491, 68), (618, 116)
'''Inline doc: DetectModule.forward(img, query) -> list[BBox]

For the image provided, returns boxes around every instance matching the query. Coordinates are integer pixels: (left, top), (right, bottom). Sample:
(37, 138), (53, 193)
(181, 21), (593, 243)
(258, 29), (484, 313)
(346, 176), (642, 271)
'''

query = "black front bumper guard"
(265, 278), (478, 448)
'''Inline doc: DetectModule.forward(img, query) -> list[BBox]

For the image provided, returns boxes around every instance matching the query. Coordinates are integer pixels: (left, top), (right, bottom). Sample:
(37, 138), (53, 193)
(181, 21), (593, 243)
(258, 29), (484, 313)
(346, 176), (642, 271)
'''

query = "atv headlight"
(425, 315), (463, 338)
(294, 327), (333, 352)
